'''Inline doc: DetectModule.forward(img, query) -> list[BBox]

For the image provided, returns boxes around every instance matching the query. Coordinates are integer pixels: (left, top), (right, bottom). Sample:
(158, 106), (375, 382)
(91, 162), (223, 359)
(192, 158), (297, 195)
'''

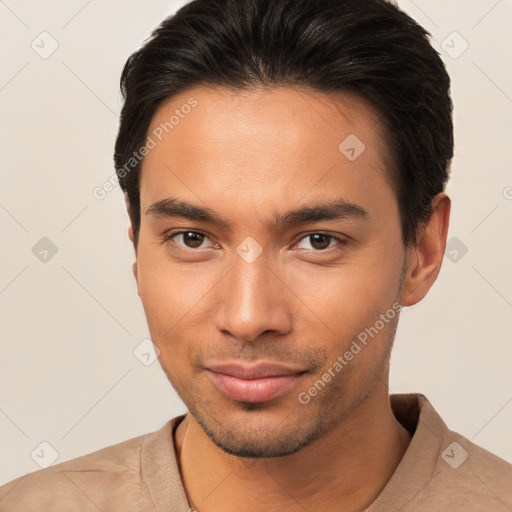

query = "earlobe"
(400, 193), (451, 306)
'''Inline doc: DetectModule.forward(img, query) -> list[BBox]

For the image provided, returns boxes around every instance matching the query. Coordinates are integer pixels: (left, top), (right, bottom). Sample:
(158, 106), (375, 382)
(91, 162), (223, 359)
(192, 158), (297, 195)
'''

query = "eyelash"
(161, 230), (348, 254)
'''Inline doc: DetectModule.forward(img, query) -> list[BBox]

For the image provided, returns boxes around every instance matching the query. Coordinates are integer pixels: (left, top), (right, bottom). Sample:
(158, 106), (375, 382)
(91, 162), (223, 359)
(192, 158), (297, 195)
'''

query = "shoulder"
(423, 431), (512, 510)
(0, 421), (175, 511)
(394, 394), (512, 511)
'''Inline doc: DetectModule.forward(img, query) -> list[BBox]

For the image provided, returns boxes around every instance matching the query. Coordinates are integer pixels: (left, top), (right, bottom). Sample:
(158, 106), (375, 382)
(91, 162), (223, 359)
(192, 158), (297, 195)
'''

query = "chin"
(189, 403), (329, 459)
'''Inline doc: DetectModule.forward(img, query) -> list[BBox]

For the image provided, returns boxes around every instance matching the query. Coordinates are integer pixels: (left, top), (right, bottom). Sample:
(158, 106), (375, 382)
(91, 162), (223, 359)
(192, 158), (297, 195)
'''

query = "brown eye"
(162, 230), (218, 252)
(308, 234), (332, 250)
(180, 231), (206, 248)
(295, 233), (346, 252)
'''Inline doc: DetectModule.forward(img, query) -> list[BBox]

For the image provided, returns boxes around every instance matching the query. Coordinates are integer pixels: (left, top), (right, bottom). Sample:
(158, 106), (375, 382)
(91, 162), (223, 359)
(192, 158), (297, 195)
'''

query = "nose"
(214, 253), (293, 343)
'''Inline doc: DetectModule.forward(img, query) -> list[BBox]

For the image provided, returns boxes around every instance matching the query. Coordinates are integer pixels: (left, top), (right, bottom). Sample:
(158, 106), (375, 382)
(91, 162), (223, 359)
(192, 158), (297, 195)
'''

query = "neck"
(175, 381), (411, 512)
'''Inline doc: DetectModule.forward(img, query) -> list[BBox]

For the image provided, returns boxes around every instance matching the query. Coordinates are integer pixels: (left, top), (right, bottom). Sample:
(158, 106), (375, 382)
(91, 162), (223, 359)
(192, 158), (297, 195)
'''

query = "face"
(134, 85), (409, 457)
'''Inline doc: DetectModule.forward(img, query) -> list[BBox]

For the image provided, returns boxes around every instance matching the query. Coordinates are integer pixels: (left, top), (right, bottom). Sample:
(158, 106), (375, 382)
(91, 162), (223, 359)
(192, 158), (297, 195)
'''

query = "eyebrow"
(146, 196), (369, 230)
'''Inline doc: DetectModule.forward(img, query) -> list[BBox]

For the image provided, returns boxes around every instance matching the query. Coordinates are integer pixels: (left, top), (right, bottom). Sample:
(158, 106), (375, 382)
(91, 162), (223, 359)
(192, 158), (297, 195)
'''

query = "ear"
(128, 225), (138, 282)
(125, 198), (139, 287)
(400, 192), (451, 306)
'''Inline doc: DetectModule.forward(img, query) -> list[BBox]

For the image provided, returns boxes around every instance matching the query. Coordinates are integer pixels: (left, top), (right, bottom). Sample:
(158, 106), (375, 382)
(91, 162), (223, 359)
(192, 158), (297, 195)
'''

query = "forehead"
(145, 84), (387, 157)
(139, 85), (394, 219)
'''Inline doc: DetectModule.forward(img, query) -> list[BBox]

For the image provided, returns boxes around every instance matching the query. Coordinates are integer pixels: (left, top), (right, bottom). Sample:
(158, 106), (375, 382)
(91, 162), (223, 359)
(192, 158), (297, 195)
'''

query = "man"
(1, 0), (510, 510)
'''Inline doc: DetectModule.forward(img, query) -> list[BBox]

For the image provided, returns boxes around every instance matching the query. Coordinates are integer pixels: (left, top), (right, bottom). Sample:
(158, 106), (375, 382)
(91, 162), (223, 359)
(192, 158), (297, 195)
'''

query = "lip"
(206, 362), (306, 403)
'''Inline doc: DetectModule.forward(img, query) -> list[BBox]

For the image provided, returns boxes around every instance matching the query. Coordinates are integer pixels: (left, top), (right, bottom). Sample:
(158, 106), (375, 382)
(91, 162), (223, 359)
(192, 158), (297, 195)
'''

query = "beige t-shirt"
(0, 393), (510, 511)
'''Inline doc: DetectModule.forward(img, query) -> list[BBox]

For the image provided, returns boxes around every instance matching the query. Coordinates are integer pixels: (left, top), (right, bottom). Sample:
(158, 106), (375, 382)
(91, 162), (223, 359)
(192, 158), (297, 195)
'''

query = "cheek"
(136, 240), (203, 327)
(282, 240), (403, 373)
(137, 263), (193, 381)
(135, 242), (185, 351)
(287, 255), (402, 332)
(135, 241), (220, 370)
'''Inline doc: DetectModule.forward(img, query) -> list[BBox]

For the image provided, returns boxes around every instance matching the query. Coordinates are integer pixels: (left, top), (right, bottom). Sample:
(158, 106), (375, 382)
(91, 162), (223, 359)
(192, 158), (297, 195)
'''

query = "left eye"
(295, 233), (343, 251)
(167, 231), (215, 249)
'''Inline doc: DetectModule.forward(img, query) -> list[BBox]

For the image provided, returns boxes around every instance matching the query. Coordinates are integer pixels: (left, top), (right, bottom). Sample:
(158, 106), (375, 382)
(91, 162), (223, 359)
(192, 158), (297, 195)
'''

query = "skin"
(127, 85), (450, 511)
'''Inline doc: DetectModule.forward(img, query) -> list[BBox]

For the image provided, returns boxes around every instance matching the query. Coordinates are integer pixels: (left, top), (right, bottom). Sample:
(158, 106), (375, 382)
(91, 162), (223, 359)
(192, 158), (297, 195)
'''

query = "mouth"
(206, 362), (307, 403)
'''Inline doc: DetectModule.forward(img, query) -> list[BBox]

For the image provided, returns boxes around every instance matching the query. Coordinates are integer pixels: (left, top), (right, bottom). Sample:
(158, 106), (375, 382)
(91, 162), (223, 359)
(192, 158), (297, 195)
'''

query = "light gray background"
(1, 0), (511, 485)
